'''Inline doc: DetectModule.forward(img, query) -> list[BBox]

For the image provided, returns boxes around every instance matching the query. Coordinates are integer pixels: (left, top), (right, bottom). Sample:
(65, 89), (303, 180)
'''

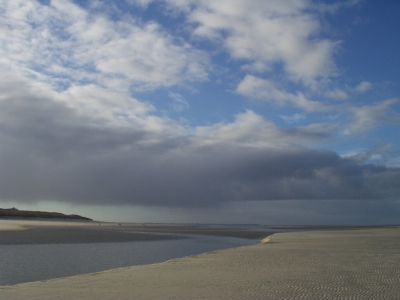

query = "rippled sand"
(2, 228), (400, 299)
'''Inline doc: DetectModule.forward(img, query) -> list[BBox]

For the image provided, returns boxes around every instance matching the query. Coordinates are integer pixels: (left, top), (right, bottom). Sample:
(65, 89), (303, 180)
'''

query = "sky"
(0, 0), (399, 225)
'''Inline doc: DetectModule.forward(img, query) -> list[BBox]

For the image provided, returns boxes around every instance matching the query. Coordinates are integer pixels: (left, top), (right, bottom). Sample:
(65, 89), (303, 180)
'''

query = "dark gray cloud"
(1, 78), (400, 208)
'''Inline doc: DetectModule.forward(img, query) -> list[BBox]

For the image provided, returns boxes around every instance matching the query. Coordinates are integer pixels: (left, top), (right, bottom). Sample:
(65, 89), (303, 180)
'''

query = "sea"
(0, 233), (258, 286)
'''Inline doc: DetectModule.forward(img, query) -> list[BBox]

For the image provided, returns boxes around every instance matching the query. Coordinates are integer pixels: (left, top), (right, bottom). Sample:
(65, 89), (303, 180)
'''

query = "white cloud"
(315, 0), (361, 13)
(125, 0), (154, 7)
(236, 75), (327, 112)
(57, 85), (154, 123)
(0, 0), (209, 92)
(162, 0), (340, 85)
(348, 99), (399, 133)
(281, 113), (306, 123)
(192, 110), (329, 148)
(325, 88), (348, 100)
(355, 81), (372, 93)
(168, 92), (190, 112)
(0, 0), (213, 131)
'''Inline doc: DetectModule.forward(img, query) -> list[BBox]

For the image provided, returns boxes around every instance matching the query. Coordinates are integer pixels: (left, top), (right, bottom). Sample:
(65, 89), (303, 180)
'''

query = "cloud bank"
(0, 0), (399, 213)
(0, 76), (399, 207)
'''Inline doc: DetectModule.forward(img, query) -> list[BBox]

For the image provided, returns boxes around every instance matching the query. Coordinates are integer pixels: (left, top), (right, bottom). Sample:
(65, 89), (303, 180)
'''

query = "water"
(0, 235), (256, 286)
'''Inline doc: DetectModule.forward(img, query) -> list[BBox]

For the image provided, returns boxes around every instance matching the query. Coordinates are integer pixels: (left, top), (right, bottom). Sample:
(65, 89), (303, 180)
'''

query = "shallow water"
(0, 234), (256, 285)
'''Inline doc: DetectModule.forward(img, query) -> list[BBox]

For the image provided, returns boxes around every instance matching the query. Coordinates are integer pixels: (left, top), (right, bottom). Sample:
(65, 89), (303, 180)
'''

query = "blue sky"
(0, 0), (399, 224)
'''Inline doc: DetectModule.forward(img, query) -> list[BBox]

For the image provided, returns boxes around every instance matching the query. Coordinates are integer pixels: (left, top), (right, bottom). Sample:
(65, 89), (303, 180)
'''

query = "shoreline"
(2, 227), (400, 299)
(0, 219), (97, 231)
(0, 220), (271, 287)
(0, 219), (275, 245)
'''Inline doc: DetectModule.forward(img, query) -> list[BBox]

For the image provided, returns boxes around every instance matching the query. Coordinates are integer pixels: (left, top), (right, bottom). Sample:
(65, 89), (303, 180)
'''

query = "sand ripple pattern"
(2, 228), (400, 299)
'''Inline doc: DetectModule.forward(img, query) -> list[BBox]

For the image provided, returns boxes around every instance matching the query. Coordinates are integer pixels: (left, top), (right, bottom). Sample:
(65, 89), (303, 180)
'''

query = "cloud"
(0, 0), (209, 93)
(159, 0), (341, 84)
(236, 76), (398, 134)
(0, 78), (399, 208)
(168, 92), (190, 112)
(125, 0), (153, 8)
(325, 88), (348, 100)
(192, 110), (331, 147)
(0, 0), (399, 214)
(348, 98), (400, 133)
(315, 0), (361, 14)
(236, 75), (328, 111)
(355, 81), (372, 93)
(280, 113), (306, 124)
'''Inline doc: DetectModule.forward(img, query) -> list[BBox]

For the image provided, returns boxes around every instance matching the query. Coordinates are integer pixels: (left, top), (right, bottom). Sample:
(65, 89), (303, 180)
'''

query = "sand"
(0, 219), (98, 231)
(0, 219), (273, 245)
(1, 226), (400, 299)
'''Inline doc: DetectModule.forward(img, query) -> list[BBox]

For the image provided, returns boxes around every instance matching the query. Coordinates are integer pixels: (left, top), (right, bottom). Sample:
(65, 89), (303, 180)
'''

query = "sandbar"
(0, 220), (273, 245)
(2, 227), (400, 299)
(0, 219), (96, 231)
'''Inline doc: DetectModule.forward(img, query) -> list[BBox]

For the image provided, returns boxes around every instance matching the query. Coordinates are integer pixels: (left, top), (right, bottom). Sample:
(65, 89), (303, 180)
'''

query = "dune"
(1, 227), (400, 299)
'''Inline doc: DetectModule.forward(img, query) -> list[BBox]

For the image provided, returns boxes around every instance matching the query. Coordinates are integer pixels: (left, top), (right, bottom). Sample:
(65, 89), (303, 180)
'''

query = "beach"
(1, 221), (400, 299)
(0, 219), (273, 245)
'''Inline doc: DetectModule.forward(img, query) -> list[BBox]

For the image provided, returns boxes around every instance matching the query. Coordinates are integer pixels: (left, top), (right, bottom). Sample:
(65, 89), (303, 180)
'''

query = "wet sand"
(0, 219), (98, 231)
(0, 220), (180, 244)
(0, 219), (273, 244)
(0, 226), (186, 244)
(2, 226), (400, 299)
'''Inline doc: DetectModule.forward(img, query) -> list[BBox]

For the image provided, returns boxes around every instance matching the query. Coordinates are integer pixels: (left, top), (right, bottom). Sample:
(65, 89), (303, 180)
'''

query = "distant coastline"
(0, 207), (92, 221)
